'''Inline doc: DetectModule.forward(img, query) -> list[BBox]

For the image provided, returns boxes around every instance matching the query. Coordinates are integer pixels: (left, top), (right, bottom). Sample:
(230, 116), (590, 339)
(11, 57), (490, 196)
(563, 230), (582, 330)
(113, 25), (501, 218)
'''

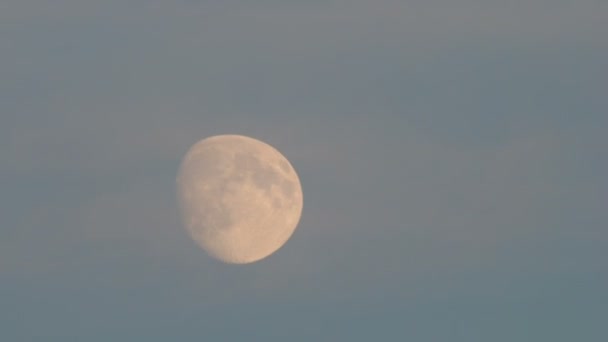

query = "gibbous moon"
(176, 134), (303, 264)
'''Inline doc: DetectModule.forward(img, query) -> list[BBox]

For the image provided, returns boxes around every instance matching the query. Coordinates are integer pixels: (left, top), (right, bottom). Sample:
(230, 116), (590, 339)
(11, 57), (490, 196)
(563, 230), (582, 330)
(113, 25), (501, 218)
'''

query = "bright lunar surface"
(177, 135), (303, 264)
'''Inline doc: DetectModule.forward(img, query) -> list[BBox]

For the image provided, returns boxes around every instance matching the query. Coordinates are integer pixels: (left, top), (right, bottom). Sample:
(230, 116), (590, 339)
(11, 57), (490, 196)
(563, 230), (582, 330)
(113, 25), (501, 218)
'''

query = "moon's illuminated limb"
(176, 135), (303, 264)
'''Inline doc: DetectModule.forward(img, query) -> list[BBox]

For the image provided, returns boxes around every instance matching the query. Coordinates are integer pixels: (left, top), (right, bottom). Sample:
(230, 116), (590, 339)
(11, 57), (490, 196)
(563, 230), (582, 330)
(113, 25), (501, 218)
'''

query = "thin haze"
(1, 0), (607, 340)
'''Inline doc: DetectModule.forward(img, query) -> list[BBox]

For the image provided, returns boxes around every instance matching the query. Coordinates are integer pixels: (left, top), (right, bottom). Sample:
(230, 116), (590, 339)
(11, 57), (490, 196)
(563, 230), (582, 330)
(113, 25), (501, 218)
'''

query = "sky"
(1, 0), (607, 340)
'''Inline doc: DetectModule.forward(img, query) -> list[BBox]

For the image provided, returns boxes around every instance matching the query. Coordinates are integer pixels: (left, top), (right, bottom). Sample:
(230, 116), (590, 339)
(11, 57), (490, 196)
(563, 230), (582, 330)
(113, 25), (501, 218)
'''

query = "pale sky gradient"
(1, 0), (607, 340)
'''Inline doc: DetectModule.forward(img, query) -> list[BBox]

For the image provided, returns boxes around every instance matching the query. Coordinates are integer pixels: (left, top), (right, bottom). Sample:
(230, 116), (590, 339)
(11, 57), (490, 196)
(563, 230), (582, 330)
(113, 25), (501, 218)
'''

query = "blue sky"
(1, 0), (607, 340)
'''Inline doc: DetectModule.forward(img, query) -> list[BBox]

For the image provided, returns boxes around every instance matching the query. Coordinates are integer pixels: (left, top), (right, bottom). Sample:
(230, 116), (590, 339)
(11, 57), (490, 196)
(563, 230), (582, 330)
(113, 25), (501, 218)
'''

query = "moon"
(176, 134), (303, 264)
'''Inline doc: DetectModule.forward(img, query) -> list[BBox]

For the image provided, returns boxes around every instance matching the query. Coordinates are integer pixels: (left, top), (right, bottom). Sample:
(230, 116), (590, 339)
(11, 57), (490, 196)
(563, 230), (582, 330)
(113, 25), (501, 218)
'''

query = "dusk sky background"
(1, 0), (607, 340)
